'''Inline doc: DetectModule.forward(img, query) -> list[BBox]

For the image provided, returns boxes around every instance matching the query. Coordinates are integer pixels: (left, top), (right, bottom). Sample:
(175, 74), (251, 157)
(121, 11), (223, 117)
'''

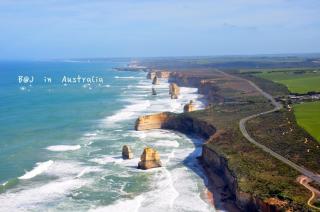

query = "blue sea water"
(0, 60), (215, 211)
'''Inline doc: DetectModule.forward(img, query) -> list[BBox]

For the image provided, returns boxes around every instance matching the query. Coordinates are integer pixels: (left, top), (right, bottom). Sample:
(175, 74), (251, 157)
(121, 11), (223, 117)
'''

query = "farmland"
(255, 69), (320, 94)
(294, 102), (320, 142)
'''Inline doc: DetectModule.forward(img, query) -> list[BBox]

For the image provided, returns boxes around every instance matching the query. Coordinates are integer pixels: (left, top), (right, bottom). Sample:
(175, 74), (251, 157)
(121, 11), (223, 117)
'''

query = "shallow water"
(0, 60), (215, 211)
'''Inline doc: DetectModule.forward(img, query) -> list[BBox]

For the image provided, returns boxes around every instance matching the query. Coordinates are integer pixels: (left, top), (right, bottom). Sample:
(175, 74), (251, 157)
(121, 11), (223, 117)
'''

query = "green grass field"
(255, 69), (320, 94)
(294, 102), (320, 142)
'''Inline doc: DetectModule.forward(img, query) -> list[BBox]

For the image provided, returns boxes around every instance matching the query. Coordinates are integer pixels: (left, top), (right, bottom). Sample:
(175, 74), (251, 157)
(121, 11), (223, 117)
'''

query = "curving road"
(217, 70), (320, 184)
(298, 176), (320, 210)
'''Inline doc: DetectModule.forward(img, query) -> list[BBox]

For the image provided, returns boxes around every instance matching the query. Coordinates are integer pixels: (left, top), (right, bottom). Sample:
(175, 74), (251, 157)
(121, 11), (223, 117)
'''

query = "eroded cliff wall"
(135, 112), (216, 140)
(135, 112), (286, 211)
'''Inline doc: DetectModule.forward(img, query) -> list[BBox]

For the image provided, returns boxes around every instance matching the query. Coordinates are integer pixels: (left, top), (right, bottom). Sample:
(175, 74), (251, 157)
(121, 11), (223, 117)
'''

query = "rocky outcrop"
(147, 70), (171, 79)
(184, 100), (196, 112)
(152, 88), (157, 95)
(135, 112), (216, 139)
(138, 147), (162, 170)
(147, 72), (156, 80)
(168, 72), (226, 103)
(202, 136), (290, 211)
(135, 111), (289, 211)
(152, 76), (159, 85)
(135, 112), (172, 131)
(169, 83), (180, 99)
(199, 80), (224, 103)
(156, 71), (170, 78)
(122, 145), (133, 159)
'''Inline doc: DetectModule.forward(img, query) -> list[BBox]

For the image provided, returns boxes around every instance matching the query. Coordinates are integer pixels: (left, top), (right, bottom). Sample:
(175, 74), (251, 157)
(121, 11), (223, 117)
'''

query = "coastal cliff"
(135, 69), (310, 211)
(135, 112), (216, 139)
(135, 112), (291, 211)
(202, 144), (283, 211)
(147, 70), (171, 79)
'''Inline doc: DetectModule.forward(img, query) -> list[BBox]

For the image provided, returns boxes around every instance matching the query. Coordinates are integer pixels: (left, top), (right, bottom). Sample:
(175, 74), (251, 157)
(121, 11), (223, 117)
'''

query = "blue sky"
(0, 0), (319, 59)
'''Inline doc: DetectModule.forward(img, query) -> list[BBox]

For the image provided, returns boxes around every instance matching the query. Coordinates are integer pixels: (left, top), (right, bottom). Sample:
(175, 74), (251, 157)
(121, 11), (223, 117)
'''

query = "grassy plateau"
(254, 69), (320, 94)
(294, 101), (320, 142)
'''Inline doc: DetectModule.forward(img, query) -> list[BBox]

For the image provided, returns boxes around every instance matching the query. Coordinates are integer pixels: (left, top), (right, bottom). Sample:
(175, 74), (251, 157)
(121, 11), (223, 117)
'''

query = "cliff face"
(202, 136), (287, 212)
(199, 80), (224, 103)
(169, 73), (225, 103)
(135, 112), (216, 140)
(169, 72), (202, 87)
(135, 112), (287, 211)
(135, 112), (172, 131)
(147, 70), (171, 79)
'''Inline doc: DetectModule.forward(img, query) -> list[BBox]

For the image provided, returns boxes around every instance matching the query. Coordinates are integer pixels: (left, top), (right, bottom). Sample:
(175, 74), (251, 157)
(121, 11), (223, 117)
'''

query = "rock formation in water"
(152, 76), (159, 85)
(122, 145), (133, 159)
(147, 72), (156, 80)
(138, 147), (162, 169)
(169, 83), (180, 99)
(152, 88), (157, 95)
(184, 100), (195, 112)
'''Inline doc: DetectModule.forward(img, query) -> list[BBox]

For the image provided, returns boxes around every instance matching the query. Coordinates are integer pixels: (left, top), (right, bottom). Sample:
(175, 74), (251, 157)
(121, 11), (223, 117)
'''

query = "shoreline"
(133, 68), (311, 211)
(134, 70), (240, 211)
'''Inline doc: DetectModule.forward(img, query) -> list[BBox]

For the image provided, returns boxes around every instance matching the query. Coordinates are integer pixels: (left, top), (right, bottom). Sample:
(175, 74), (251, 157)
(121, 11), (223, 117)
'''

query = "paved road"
(217, 70), (320, 184)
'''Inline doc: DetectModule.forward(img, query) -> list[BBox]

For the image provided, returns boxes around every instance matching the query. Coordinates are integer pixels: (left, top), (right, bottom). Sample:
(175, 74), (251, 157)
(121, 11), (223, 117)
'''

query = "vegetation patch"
(246, 109), (320, 173)
(253, 69), (320, 94)
(294, 102), (320, 142)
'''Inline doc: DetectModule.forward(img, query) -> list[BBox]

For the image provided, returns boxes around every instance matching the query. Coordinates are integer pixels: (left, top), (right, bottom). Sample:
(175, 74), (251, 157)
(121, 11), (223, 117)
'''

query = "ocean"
(0, 60), (215, 211)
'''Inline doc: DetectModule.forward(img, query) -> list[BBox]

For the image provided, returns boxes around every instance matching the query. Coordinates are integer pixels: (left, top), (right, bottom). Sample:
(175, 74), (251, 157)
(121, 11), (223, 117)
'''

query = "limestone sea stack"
(152, 76), (159, 85)
(184, 100), (195, 112)
(138, 147), (162, 170)
(147, 72), (156, 80)
(122, 145), (133, 159)
(152, 88), (157, 95)
(169, 83), (180, 99)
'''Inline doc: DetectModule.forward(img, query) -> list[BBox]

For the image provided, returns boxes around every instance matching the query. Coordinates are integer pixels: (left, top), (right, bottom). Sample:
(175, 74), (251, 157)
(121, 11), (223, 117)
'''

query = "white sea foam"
(44, 161), (85, 177)
(0, 178), (87, 211)
(89, 195), (144, 212)
(154, 140), (180, 148)
(76, 167), (102, 178)
(46, 145), (81, 152)
(115, 76), (142, 79)
(90, 155), (139, 168)
(18, 160), (54, 180)
(89, 156), (123, 165)
(84, 132), (98, 137)
(103, 100), (151, 123)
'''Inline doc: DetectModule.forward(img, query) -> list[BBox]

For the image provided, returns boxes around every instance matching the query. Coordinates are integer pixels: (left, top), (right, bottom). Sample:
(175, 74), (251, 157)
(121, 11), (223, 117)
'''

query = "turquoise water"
(0, 61), (215, 211)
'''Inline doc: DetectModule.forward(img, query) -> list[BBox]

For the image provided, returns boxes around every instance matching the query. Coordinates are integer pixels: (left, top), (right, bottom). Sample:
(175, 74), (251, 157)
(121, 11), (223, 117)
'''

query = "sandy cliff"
(136, 70), (295, 211)
(169, 83), (180, 99)
(184, 100), (196, 112)
(138, 147), (162, 170)
(135, 112), (216, 139)
(147, 70), (171, 79)
(135, 111), (287, 211)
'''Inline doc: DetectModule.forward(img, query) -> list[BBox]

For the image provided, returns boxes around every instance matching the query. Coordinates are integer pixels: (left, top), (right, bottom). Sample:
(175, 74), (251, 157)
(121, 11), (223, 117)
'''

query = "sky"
(0, 0), (319, 59)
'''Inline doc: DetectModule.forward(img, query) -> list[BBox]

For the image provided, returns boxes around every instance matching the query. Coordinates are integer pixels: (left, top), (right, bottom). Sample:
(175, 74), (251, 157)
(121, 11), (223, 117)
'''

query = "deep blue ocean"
(0, 60), (215, 211)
